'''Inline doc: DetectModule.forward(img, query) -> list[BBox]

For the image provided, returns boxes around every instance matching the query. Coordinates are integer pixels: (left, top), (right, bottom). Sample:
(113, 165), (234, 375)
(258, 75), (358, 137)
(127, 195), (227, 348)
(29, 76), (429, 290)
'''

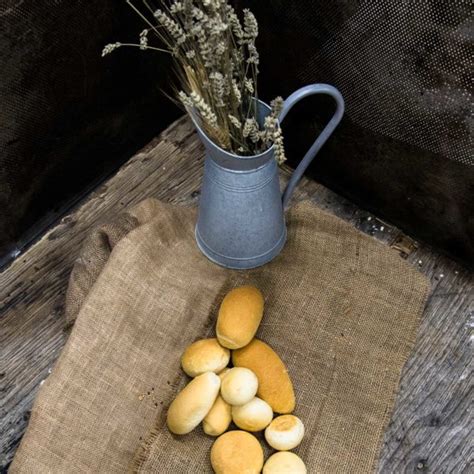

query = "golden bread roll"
(166, 372), (220, 435)
(264, 415), (305, 450)
(203, 395), (232, 436)
(218, 367), (231, 381)
(263, 451), (307, 473)
(220, 367), (258, 406)
(232, 397), (273, 432)
(181, 338), (230, 377)
(216, 286), (264, 349)
(210, 430), (264, 474)
(232, 339), (295, 413)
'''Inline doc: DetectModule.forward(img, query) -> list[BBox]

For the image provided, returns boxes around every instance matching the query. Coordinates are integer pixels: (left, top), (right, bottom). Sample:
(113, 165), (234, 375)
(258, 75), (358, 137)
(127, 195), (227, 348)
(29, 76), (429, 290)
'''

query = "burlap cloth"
(10, 199), (430, 473)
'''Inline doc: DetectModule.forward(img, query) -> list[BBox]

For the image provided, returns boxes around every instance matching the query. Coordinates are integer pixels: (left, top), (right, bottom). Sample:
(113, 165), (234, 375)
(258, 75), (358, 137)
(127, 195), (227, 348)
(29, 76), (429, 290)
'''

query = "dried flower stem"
(104, 0), (286, 162)
(102, 42), (171, 56)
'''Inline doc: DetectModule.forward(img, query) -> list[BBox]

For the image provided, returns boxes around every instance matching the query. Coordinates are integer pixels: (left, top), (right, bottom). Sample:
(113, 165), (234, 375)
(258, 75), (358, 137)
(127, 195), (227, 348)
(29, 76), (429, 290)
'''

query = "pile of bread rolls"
(167, 286), (307, 474)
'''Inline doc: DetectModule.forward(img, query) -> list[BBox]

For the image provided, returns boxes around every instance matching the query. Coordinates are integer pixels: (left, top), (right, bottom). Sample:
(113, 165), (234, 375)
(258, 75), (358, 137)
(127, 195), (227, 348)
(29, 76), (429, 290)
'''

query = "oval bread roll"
(203, 395), (232, 436)
(263, 452), (307, 474)
(181, 338), (230, 377)
(232, 339), (295, 413)
(264, 415), (305, 450)
(220, 367), (258, 406)
(216, 286), (264, 349)
(232, 397), (273, 432)
(210, 430), (264, 474)
(166, 372), (220, 435)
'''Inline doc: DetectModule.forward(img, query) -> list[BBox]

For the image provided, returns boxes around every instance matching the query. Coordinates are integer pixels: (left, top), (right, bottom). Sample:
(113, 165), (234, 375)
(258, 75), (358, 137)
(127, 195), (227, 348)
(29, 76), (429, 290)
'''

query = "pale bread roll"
(203, 395), (232, 436)
(232, 397), (273, 431)
(181, 338), (230, 377)
(210, 430), (264, 474)
(220, 367), (258, 406)
(216, 286), (264, 349)
(264, 415), (305, 450)
(166, 372), (220, 435)
(232, 339), (295, 413)
(263, 451), (307, 473)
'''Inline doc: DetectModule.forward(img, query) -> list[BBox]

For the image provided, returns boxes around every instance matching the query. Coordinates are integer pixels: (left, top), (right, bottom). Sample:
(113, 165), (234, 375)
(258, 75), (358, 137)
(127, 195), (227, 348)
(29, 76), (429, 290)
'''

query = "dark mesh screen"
(317, 1), (473, 167)
(236, 0), (474, 265)
(0, 0), (179, 265)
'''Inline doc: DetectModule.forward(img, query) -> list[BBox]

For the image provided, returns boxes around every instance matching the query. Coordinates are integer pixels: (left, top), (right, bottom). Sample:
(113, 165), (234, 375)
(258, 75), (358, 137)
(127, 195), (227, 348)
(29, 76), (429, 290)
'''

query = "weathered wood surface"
(1, 117), (472, 473)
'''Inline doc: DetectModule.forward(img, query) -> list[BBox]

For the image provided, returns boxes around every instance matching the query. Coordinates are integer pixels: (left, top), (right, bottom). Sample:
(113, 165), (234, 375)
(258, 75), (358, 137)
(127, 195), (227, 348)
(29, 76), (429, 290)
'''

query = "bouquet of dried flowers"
(103, 0), (286, 163)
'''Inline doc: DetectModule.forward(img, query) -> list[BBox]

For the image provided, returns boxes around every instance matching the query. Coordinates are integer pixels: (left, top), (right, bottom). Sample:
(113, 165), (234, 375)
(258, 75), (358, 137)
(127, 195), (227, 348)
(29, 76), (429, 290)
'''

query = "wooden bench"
(1, 117), (472, 472)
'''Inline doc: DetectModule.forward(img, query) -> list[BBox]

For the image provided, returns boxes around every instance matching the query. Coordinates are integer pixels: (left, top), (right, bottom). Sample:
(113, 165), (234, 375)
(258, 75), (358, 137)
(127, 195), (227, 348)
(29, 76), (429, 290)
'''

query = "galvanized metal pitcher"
(192, 84), (345, 269)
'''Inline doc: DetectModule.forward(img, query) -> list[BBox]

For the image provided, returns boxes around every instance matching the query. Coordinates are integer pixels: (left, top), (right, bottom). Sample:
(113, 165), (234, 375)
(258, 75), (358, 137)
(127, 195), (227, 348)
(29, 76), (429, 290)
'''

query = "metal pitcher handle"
(279, 84), (345, 208)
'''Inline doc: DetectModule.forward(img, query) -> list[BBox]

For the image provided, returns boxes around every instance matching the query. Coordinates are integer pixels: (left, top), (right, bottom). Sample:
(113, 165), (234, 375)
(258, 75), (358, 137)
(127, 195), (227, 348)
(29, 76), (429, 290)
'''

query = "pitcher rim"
(190, 97), (277, 161)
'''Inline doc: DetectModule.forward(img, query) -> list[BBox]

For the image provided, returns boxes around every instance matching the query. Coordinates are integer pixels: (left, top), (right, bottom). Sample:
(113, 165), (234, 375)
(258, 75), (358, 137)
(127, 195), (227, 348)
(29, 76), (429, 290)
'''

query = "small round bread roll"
(232, 397), (273, 431)
(263, 452), (307, 474)
(264, 415), (305, 450)
(181, 338), (230, 377)
(220, 367), (258, 406)
(216, 286), (264, 349)
(210, 430), (264, 474)
(232, 339), (295, 413)
(167, 372), (220, 435)
(203, 395), (232, 436)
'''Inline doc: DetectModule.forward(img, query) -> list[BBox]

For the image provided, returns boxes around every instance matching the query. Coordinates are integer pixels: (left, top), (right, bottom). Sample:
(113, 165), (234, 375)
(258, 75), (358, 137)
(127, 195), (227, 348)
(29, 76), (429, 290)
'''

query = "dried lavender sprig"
(244, 78), (254, 94)
(243, 9), (258, 42)
(232, 79), (242, 104)
(243, 118), (260, 143)
(102, 42), (170, 56)
(273, 128), (287, 164)
(102, 43), (122, 57)
(169, 1), (184, 14)
(154, 9), (187, 45)
(270, 97), (284, 117)
(209, 72), (226, 107)
(140, 29), (148, 50)
(107, 0), (285, 160)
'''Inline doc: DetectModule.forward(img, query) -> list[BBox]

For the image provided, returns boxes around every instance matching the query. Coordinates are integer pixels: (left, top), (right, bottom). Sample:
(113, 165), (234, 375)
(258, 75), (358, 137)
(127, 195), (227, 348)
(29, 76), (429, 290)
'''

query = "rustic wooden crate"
(0, 117), (471, 473)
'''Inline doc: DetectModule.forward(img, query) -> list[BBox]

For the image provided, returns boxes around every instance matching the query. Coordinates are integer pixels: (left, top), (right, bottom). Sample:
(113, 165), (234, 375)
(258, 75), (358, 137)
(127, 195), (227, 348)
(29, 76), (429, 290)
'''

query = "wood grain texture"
(1, 117), (472, 473)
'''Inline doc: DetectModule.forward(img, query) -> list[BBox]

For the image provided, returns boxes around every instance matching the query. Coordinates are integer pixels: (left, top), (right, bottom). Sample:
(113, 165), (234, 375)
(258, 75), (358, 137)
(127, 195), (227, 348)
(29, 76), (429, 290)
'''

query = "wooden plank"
(378, 253), (473, 473)
(0, 117), (472, 472)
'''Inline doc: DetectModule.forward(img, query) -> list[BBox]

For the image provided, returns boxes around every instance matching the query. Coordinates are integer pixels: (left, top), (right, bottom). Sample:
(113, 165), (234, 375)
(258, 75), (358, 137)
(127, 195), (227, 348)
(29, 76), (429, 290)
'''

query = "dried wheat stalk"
(103, 0), (286, 163)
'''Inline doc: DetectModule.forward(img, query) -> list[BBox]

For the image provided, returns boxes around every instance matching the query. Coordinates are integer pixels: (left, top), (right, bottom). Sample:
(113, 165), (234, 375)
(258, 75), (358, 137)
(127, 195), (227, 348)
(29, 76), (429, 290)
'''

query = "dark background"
(0, 0), (473, 267)
(0, 0), (180, 266)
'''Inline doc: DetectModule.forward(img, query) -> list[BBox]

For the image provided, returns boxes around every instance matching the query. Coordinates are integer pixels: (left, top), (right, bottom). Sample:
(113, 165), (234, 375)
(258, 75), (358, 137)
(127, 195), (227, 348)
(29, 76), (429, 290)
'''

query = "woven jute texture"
(10, 199), (430, 473)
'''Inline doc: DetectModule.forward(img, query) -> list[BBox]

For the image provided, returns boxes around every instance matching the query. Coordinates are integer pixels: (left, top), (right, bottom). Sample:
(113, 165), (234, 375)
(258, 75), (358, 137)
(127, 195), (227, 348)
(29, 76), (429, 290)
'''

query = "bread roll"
(232, 397), (273, 432)
(218, 367), (231, 381)
(232, 339), (295, 413)
(181, 338), (230, 377)
(216, 286), (264, 349)
(220, 367), (258, 406)
(166, 372), (220, 435)
(203, 395), (232, 436)
(210, 430), (264, 474)
(263, 452), (307, 474)
(264, 415), (305, 450)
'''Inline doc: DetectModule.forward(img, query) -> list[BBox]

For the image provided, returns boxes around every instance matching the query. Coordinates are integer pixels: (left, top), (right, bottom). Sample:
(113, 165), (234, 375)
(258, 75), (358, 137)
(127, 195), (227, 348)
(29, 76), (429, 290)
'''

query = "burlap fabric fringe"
(10, 199), (430, 473)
